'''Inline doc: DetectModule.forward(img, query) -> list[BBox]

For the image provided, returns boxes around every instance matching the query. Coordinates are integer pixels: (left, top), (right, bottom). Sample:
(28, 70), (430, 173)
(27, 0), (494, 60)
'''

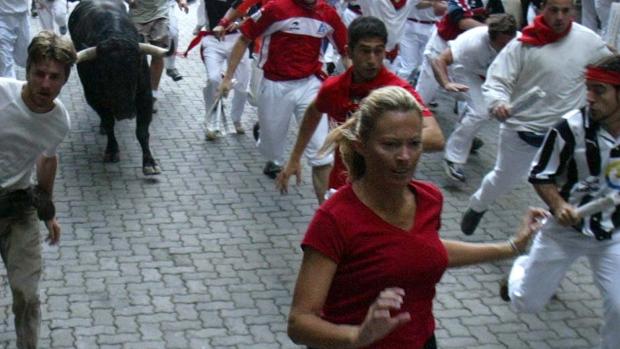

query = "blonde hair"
(321, 86), (424, 181)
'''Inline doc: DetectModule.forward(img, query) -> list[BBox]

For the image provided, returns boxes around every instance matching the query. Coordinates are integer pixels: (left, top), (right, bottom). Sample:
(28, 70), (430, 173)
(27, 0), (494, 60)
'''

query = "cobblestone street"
(0, 3), (605, 348)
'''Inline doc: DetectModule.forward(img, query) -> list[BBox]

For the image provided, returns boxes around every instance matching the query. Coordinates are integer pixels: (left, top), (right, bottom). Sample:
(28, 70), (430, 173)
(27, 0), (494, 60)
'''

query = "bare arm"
(213, 0), (261, 38)
(288, 249), (357, 348)
(443, 208), (548, 267)
(431, 48), (469, 93)
(36, 155), (61, 245)
(416, 0), (434, 9)
(36, 154), (57, 195)
(276, 101), (323, 193)
(421, 116), (445, 152)
(218, 35), (252, 96)
(288, 249), (410, 348)
(533, 183), (579, 226)
(433, 0), (447, 16)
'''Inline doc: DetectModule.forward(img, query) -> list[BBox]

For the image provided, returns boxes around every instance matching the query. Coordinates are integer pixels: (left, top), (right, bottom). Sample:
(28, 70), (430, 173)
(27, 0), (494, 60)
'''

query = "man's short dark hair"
(348, 16), (388, 50)
(488, 14), (517, 41)
(27, 30), (77, 79)
(591, 55), (620, 74)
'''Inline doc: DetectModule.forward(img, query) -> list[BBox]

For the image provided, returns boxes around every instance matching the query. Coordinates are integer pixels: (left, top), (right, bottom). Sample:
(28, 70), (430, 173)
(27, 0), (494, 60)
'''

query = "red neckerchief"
(342, 67), (392, 118)
(519, 15), (572, 46)
(390, 0), (407, 10)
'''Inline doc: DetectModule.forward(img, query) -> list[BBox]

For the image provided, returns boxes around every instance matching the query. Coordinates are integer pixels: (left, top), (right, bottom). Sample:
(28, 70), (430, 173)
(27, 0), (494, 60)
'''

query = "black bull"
(68, 0), (167, 175)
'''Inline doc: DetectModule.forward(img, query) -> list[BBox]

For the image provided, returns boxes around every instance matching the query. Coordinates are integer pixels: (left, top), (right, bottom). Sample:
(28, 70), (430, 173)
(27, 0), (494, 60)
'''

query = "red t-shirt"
(240, 0), (348, 81)
(302, 180), (448, 349)
(314, 66), (433, 189)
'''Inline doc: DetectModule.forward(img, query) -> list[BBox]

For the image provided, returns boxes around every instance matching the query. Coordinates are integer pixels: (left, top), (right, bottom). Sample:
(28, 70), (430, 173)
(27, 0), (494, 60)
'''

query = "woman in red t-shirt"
(287, 86), (547, 349)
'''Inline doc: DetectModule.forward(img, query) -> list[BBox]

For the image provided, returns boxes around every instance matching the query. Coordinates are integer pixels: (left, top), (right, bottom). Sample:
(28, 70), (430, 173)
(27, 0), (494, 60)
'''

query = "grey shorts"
(135, 17), (170, 48)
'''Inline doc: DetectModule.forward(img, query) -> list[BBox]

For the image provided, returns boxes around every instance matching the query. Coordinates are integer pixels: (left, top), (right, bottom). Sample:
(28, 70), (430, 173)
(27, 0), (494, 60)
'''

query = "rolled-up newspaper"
(576, 192), (620, 218)
(509, 86), (546, 115)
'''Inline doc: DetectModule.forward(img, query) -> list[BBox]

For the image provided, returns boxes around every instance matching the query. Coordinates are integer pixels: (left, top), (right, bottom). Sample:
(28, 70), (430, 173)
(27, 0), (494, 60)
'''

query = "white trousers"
(595, 0), (618, 35)
(0, 12), (30, 78)
(580, 0), (619, 34)
(395, 20), (434, 80)
(201, 33), (250, 132)
(36, 0), (67, 34)
(468, 127), (539, 212)
(582, 0), (598, 31)
(415, 28), (446, 104)
(444, 73), (490, 164)
(341, 8), (360, 27)
(258, 75), (332, 167)
(509, 224), (620, 349)
(164, 1), (179, 69)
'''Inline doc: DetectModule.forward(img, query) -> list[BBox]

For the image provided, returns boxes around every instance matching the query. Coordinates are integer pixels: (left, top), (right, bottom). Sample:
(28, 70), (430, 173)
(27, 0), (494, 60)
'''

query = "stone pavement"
(0, 4), (604, 349)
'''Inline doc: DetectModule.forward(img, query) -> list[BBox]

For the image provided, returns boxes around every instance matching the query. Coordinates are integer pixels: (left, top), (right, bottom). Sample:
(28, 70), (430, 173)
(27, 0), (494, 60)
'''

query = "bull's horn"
(139, 43), (168, 57)
(76, 47), (97, 63)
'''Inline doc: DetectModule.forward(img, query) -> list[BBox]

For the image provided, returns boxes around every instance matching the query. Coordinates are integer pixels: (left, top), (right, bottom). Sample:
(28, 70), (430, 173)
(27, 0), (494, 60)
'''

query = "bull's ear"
(138, 43), (168, 57)
(76, 47), (97, 63)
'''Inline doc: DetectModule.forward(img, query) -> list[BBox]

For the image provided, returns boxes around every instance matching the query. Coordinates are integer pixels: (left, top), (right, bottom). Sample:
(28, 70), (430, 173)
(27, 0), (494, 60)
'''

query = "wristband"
(507, 238), (523, 256)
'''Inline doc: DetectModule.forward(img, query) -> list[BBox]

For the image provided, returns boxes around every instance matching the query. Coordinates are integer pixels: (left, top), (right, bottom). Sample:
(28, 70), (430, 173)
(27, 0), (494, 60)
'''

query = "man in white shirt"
(396, 0), (445, 80)
(0, 31), (75, 349)
(0, 0), (31, 77)
(461, 0), (611, 235)
(34, 0), (68, 35)
(354, 0), (426, 71)
(431, 14), (517, 182)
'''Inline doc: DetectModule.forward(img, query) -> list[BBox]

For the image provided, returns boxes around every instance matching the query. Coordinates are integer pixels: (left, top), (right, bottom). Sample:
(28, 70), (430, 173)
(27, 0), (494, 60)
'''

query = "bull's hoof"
(143, 160), (161, 176)
(103, 152), (120, 163)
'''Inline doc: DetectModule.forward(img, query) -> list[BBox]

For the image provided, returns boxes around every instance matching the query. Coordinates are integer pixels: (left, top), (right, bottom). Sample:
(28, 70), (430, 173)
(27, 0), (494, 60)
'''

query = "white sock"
(152, 89), (159, 99)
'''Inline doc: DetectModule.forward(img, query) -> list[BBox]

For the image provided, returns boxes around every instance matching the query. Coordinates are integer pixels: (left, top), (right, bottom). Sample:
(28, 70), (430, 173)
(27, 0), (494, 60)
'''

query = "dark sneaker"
(444, 159), (465, 183)
(166, 68), (183, 82)
(499, 278), (510, 302)
(31, 0), (37, 17)
(470, 137), (484, 154)
(263, 161), (281, 179)
(461, 208), (485, 235)
(252, 122), (260, 141)
(59, 25), (67, 35)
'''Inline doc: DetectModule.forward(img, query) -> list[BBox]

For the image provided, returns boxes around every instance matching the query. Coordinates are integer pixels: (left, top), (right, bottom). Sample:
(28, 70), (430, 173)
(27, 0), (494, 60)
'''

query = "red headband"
(585, 67), (620, 85)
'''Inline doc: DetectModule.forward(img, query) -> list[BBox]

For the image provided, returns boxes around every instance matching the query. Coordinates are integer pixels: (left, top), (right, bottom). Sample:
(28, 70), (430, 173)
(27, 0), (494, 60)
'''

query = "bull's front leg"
(101, 116), (120, 163)
(136, 110), (160, 175)
(135, 91), (160, 175)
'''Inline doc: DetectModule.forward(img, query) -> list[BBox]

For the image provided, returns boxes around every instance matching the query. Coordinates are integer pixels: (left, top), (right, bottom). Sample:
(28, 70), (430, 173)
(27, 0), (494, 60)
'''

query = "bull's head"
(76, 43), (170, 63)
(76, 37), (172, 119)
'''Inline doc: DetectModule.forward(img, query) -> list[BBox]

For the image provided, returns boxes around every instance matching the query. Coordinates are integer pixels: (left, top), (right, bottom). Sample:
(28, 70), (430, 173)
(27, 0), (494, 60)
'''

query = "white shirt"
(482, 23), (610, 134)
(0, 78), (70, 190)
(408, 0), (440, 22)
(0, 0), (29, 14)
(449, 26), (497, 77)
(356, 0), (417, 51)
